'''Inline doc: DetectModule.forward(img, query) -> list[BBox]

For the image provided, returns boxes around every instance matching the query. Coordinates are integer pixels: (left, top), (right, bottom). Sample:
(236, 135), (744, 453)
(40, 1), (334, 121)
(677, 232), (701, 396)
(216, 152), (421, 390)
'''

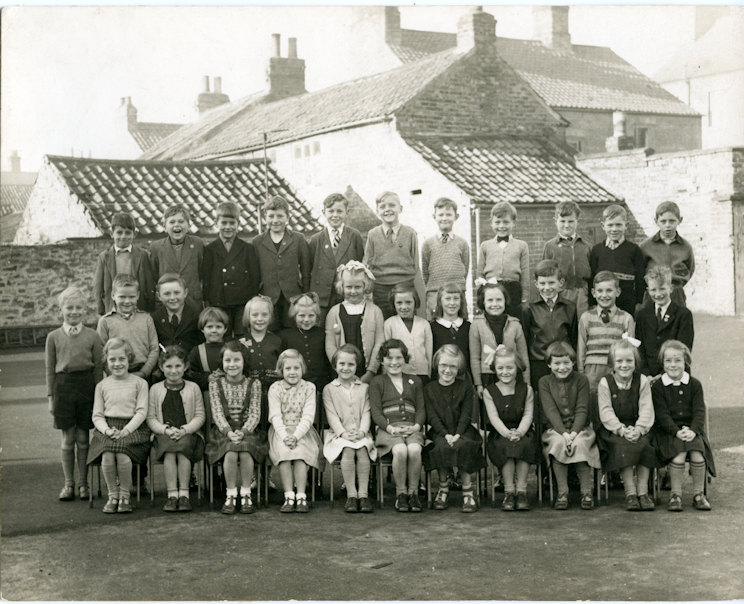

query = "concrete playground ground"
(1, 314), (743, 601)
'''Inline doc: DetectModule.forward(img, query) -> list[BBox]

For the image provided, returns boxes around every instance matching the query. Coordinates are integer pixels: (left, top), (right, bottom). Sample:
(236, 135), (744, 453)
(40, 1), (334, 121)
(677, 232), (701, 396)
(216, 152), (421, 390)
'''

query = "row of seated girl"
(90, 321), (714, 517)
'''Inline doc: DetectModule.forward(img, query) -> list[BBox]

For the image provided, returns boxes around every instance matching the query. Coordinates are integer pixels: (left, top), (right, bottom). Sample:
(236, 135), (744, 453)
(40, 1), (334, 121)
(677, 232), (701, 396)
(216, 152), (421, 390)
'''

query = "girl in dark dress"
(429, 282), (471, 377)
(424, 345), (484, 513)
(652, 340), (715, 512)
(597, 339), (656, 511)
(483, 346), (538, 511)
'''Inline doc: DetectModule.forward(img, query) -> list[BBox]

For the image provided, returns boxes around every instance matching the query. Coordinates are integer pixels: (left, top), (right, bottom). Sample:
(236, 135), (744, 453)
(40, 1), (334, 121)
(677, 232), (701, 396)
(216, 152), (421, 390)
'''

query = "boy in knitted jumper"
(421, 197), (470, 320)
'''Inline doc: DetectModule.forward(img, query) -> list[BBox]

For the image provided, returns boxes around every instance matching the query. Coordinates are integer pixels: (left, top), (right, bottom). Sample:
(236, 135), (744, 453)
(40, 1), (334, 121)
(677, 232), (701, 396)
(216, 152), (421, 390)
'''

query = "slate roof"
(129, 121), (184, 152)
(142, 50), (463, 161)
(1, 184), (33, 216)
(388, 31), (698, 116)
(404, 134), (620, 205)
(45, 155), (318, 236)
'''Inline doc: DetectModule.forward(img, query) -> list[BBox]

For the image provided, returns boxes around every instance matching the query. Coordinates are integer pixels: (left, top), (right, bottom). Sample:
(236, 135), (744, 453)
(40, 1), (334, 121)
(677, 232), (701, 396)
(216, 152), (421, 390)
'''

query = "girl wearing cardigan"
(325, 261), (385, 383)
(383, 284), (433, 383)
(147, 346), (205, 513)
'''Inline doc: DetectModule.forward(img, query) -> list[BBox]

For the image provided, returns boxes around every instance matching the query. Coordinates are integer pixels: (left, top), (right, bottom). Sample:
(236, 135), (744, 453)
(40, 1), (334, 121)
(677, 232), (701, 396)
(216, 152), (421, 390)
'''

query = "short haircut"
(545, 341), (576, 363)
(103, 337), (134, 363)
(198, 306), (229, 330)
(276, 348), (307, 374)
(608, 339), (641, 367)
(158, 344), (188, 368)
(434, 282), (468, 320)
(655, 200), (681, 220)
(335, 263), (374, 297)
(57, 286), (86, 307)
(111, 212), (136, 232)
(490, 201), (517, 221)
(322, 192), (348, 209)
(388, 283), (420, 310)
(554, 201), (581, 219)
(111, 273), (139, 294)
(375, 191), (400, 207)
(288, 293), (321, 327)
(219, 340), (244, 371)
(264, 195), (289, 214)
(534, 259), (563, 281)
(163, 204), (191, 223)
(432, 344), (466, 375)
(602, 204), (627, 222)
(157, 273), (186, 290)
(331, 343), (362, 369)
(657, 339), (692, 368)
(215, 201), (239, 220)
(476, 282), (510, 312)
(644, 265), (673, 287)
(592, 270), (619, 288)
(377, 338), (409, 364)
(433, 197), (458, 214)
(242, 295), (274, 329)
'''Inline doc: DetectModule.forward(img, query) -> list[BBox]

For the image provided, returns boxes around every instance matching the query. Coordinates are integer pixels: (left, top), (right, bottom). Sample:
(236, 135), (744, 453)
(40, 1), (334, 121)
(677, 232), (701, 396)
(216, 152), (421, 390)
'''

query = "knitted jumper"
(476, 237), (530, 300)
(421, 234), (469, 292)
(577, 308), (634, 370)
(363, 224), (419, 286)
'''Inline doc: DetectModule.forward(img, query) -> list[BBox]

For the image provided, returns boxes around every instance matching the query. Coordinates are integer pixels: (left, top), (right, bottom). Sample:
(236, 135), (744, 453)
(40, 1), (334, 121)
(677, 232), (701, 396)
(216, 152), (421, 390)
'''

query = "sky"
(0, 4), (739, 172)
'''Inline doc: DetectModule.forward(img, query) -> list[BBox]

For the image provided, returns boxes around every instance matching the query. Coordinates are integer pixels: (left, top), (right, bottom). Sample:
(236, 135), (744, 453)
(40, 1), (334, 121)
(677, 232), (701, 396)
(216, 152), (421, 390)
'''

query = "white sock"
(296, 492), (307, 500)
(239, 486), (250, 497)
(284, 491), (296, 500)
(226, 487), (238, 498)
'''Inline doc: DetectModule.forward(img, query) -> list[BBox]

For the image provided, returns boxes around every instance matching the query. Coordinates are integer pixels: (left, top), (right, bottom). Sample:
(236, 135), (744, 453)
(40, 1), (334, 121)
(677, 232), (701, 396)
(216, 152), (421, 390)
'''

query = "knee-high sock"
(356, 451), (371, 499)
(669, 462), (685, 496)
(61, 448), (75, 487)
(690, 460), (706, 494)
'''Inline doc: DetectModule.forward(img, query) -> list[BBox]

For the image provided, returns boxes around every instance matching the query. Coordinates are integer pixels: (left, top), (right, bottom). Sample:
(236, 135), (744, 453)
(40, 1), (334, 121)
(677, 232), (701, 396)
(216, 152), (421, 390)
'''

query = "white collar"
(63, 322), (82, 335)
(382, 223), (401, 237)
(330, 377), (363, 387)
(327, 225), (344, 236)
(114, 245), (132, 254)
(656, 301), (671, 317)
(342, 301), (365, 314)
(661, 372), (690, 386)
(541, 296), (558, 307)
(436, 317), (463, 329)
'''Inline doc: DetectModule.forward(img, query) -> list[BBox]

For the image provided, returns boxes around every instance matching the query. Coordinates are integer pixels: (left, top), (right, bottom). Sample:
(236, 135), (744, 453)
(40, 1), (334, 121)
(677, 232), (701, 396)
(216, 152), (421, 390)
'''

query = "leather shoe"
(344, 496), (359, 513)
(163, 497), (179, 512)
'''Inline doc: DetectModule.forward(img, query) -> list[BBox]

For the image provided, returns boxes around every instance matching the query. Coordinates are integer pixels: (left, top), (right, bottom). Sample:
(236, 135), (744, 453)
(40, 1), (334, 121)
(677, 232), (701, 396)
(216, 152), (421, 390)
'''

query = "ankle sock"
(226, 487), (238, 498)
(284, 491), (296, 501)
(239, 486), (250, 497)
(167, 490), (178, 498)
(177, 489), (189, 498)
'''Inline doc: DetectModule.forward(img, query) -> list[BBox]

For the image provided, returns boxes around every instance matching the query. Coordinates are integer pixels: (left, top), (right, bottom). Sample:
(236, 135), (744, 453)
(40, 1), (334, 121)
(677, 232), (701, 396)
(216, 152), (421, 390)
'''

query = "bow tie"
(559, 237), (573, 243)
(496, 236), (509, 243)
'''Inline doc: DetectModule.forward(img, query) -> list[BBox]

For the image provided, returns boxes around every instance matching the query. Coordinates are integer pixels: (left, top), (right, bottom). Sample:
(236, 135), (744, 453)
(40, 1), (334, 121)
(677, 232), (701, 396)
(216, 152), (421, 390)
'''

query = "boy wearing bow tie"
(635, 265), (694, 377)
(541, 201), (592, 319)
(94, 212), (155, 314)
(475, 201), (530, 319)
(421, 197), (470, 320)
(309, 193), (364, 323)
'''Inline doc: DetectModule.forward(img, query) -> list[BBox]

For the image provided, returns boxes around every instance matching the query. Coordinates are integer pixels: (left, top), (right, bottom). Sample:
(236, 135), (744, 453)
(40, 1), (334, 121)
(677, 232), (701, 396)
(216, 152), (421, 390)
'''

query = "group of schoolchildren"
(46, 189), (715, 520)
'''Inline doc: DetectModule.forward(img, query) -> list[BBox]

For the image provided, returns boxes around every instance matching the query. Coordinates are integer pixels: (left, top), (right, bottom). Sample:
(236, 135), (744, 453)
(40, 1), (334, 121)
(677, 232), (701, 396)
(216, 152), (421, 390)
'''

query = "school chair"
(207, 458), (264, 508)
(545, 455), (603, 507)
(87, 461), (142, 508)
(148, 450), (204, 506)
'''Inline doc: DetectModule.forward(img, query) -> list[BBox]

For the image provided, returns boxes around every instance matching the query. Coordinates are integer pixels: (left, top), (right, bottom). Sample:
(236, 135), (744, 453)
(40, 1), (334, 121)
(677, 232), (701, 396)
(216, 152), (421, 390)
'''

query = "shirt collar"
(327, 225), (344, 237)
(654, 231), (681, 245)
(382, 223), (401, 237)
(540, 296), (558, 307)
(656, 301), (671, 318)
(62, 322), (82, 335)
(597, 305), (616, 317)
(330, 377), (363, 387)
(116, 309), (134, 320)
(169, 311), (182, 323)
(114, 245), (132, 254)
(661, 372), (690, 386)
(436, 317), (463, 329)
(605, 236), (625, 249)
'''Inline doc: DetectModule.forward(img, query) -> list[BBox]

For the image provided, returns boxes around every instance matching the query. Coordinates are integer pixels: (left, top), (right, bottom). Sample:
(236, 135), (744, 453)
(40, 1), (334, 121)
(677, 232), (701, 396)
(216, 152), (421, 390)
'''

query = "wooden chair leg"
(149, 453), (156, 506)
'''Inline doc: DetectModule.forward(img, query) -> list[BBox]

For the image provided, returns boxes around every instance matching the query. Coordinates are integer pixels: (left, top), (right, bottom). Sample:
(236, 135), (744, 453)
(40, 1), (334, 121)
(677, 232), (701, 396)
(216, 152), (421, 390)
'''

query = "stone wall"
(578, 147), (744, 315)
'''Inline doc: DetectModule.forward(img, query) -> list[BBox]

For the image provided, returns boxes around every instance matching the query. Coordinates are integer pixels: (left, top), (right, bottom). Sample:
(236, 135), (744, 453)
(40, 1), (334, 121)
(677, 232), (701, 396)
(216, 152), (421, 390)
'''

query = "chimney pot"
(266, 34), (306, 99)
(201, 76), (210, 93)
(533, 6), (572, 51)
(272, 33), (281, 57)
(457, 6), (496, 53)
(213, 76), (222, 94)
(384, 6), (402, 45)
(10, 150), (21, 173)
(288, 37), (297, 59)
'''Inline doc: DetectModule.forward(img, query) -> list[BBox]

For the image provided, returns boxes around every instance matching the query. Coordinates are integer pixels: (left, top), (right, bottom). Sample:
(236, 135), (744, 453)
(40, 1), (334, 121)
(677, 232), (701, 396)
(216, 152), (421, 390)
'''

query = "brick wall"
(562, 109), (701, 155)
(396, 46), (563, 139)
(578, 147), (744, 315)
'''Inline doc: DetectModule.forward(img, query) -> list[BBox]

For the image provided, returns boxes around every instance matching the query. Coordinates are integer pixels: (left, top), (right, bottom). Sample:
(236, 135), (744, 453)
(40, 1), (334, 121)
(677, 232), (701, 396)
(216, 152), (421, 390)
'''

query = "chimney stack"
(119, 96), (138, 131)
(266, 34), (306, 99)
(605, 111), (635, 152)
(457, 7), (496, 53)
(10, 150), (21, 173)
(272, 33), (281, 57)
(384, 6), (402, 45)
(533, 6), (572, 51)
(197, 76), (230, 115)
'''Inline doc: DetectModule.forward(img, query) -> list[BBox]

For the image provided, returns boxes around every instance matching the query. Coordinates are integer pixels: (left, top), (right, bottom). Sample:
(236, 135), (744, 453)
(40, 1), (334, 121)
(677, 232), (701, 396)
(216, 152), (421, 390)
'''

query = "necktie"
(600, 309), (610, 324)
(546, 298), (554, 311)
(68, 325), (79, 336)
(170, 314), (179, 330)
(656, 307), (663, 324)
(497, 236), (509, 243)
(441, 233), (449, 244)
(331, 229), (340, 248)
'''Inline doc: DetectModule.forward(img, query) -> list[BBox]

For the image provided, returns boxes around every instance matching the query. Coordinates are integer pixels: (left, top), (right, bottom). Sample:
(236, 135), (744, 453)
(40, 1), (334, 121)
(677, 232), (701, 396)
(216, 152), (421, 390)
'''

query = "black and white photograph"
(1, 3), (743, 600)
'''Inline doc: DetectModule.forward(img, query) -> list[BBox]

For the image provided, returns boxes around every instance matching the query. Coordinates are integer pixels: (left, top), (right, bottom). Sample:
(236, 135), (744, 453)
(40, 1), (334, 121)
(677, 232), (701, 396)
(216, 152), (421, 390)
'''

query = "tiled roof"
(46, 155), (318, 236)
(142, 50), (463, 161)
(129, 121), (184, 152)
(1, 184), (33, 216)
(390, 33), (698, 116)
(404, 135), (620, 205)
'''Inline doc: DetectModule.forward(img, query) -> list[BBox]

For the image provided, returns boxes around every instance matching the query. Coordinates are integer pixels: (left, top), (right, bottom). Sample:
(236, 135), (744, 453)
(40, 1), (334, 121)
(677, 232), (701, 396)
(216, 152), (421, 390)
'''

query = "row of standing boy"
(46, 190), (712, 516)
